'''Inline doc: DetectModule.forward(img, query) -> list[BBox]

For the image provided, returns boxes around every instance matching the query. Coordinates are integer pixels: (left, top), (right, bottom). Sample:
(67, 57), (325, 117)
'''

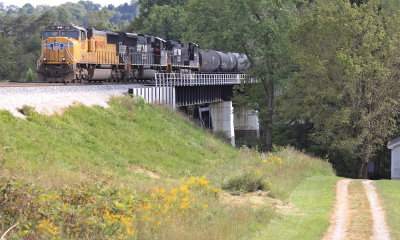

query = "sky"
(1, 0), (132, 7)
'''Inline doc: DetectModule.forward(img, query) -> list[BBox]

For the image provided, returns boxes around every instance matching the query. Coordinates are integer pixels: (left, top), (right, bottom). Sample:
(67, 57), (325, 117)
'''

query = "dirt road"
(322, 179), (391, 240)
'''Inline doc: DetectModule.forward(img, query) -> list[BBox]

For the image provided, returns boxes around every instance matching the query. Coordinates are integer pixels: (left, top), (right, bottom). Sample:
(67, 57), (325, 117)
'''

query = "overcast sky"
(1, 0), (131, 7)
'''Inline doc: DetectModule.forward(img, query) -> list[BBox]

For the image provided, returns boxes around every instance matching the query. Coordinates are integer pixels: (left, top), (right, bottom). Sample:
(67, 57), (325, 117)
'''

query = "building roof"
(388, 136), (400, 149)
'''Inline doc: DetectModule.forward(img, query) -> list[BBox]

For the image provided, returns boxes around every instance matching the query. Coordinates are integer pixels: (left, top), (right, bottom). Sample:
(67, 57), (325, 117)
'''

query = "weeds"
(0, 97), (335, 239)
(0, 176), (220, 239)
(223, 173), (269, 195)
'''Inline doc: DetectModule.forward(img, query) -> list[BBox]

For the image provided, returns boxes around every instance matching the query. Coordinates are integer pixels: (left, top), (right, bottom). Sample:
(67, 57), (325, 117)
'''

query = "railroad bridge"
(128, 73), (259, 146)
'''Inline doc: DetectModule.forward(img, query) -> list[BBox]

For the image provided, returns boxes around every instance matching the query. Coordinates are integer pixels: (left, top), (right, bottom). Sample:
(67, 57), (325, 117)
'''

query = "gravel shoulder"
(0, 84), (143, 117)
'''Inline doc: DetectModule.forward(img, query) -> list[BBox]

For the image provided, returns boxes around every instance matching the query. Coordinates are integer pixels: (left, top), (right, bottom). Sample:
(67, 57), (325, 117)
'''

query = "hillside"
(0, 96), (335, 239)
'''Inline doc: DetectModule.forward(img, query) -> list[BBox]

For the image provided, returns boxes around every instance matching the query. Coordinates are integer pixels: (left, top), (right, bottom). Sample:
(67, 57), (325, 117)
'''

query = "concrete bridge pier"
(210, 101), (235, 146)
(209, 103), (260, 147)
(234, 108), (260, 145)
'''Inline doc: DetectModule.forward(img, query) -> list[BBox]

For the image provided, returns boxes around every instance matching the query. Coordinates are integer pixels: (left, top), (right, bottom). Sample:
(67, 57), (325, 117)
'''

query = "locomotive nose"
(41, 39), (75, 64)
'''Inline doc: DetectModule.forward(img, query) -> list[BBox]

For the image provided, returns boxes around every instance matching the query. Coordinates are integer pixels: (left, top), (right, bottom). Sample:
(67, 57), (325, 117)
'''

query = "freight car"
(37, 24), (250, 82)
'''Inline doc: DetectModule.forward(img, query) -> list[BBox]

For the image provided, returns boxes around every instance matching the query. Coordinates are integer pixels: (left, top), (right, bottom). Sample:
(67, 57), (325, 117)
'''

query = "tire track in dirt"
(322, 179), (351, 240)
(362, 180), (391, 240)
(322, 179), (392, 240)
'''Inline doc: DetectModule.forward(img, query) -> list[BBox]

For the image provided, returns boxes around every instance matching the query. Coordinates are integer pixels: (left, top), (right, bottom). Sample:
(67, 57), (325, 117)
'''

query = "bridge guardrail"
(155, 73), (251, 87)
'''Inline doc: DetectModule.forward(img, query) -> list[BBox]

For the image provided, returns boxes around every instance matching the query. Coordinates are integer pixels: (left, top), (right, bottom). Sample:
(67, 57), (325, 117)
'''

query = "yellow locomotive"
(37, 24), (129, 82)
(37, 24), (249, 82)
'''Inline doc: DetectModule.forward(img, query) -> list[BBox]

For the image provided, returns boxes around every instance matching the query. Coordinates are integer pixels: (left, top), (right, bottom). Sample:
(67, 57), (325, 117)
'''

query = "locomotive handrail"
(36, 48), (46, 69)
(66, 47), (76, 63)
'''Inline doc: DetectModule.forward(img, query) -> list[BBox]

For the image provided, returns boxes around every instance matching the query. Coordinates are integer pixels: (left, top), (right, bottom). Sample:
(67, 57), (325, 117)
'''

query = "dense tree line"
(1, 0), (399, 178)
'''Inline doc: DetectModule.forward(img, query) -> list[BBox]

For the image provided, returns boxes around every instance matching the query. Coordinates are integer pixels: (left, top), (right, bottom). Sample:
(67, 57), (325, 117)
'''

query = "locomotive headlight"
(43, 57), (47, 61)
(62, 57), (66, 62)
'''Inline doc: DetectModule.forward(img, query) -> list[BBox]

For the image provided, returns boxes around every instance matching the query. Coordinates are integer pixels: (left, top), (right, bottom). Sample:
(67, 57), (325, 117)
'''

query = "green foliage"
(24, 68), (37, 82)
(0, 35), (15, 81)
(286, 0), (400, 178)
(0, 97), (335, 239)
(184, 0), (296, 151)
(140, 5), (185, 40)
(221, 147), (334, 199)
(126, 0), (189, 37)
(223, 173), (269, 195)
(127, 0), (187, 38)
(17, 105), (36, 116)
(56, 6), (73, 24)
(0, 96), (237, 186)
(86, 9), (115, 30)
(0, 177), (219, 239)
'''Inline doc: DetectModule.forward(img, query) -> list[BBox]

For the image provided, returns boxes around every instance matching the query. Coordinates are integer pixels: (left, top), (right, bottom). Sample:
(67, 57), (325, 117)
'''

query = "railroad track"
(0, 81), (155, 88)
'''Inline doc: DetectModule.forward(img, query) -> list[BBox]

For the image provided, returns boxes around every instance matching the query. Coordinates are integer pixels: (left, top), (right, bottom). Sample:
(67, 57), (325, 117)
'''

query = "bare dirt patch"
(362, 180), (391, 240)
(130, 166), (160, 179)
(322, 179), (351, 240)
(221, 191), (294, 214)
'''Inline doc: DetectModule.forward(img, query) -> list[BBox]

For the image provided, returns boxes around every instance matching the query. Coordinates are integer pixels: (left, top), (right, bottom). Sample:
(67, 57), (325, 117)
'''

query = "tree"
(57, 7), (72, 24)
(86, 9), (114, 30)
(0, 35), (15, 80)
(140, 5), (185, 40)
(287, 0), (400, 178)
(126, 0), (187, 36)
(184, 0), (296, 151)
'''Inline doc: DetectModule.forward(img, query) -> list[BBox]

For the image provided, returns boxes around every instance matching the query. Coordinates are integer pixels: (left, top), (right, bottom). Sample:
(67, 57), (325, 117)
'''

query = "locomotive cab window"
(61, 31), (79, 40)
(43, 31), (59, 39)
(81, 31), (86, 41)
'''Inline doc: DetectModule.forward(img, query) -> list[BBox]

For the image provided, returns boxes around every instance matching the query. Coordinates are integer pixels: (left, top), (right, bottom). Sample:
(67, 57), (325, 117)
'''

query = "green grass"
(375, 180), (400, 240)
(0, 97), (237, 187)
(0, 96), (337, 239)
(253, 176), (338, 240)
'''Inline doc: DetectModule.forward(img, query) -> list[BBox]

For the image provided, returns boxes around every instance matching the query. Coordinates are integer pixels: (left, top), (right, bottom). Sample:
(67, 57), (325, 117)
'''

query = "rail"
(155, 73), (248, 87)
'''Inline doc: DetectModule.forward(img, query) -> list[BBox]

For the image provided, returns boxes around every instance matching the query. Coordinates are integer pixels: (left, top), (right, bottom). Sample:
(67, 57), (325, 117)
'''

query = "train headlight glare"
(62, 57), (66, 62)
(43, 57), (47, 61)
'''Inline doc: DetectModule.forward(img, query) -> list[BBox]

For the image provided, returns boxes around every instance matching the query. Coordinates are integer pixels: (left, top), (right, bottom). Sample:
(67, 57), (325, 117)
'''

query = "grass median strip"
(253, 176), (338, 240)
(347, 180), (373, 240)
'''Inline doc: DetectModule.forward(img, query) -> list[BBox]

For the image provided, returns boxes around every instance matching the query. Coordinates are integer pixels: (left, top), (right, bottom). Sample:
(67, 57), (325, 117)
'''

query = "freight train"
(37, 24), (250, 83)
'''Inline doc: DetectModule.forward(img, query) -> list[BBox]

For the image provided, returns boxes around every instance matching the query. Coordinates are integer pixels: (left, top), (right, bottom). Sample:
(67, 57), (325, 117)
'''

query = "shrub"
(17, 105), (36, 116)
(24, 68), (37, 82)
(223, 173), (269, 195)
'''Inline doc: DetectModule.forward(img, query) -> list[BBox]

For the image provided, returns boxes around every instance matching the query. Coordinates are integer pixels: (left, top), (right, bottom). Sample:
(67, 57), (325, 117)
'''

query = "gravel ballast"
(0, 84), (144, 118)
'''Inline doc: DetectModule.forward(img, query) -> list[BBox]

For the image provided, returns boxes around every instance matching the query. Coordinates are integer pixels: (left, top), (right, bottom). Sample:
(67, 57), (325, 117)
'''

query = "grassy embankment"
(0, 96), (336, 239)
(375, 180), (400, 240)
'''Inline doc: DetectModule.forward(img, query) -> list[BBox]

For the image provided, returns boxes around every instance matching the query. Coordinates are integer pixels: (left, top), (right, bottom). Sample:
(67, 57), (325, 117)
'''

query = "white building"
(387, 136), (400, 180)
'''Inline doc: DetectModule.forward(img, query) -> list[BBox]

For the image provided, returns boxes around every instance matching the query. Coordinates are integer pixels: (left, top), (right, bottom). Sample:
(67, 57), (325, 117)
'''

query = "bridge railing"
(155, 73), (248, 87)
